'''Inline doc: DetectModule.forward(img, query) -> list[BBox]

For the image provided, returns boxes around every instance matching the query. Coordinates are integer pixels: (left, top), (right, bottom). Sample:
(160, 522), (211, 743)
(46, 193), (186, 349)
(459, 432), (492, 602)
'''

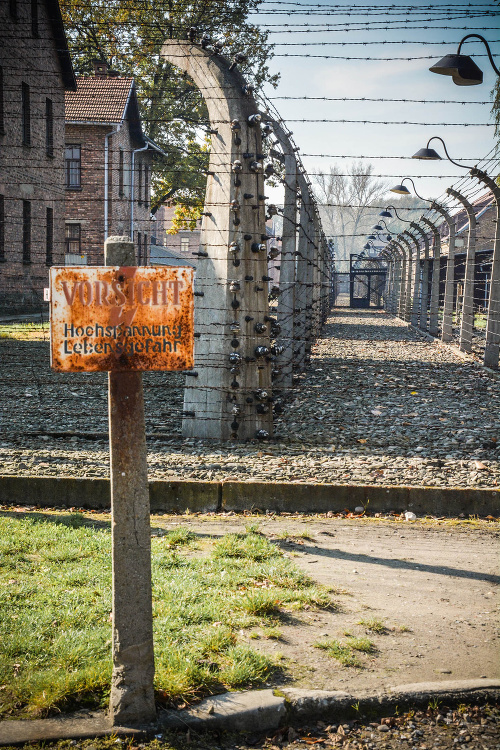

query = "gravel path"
(1, 309), (499, 489)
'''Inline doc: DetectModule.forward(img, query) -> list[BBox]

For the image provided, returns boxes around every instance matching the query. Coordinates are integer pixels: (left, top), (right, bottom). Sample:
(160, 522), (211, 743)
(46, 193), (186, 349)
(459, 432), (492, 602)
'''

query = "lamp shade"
(379, 210), (392, 218)
(412, 147), (442, 160)
(429, 54), (483, 85)
(367, 234), (376, 240)
(390, 184), (411, 195)
(363, 243), (371, 250)
(373, 224), (383, 230)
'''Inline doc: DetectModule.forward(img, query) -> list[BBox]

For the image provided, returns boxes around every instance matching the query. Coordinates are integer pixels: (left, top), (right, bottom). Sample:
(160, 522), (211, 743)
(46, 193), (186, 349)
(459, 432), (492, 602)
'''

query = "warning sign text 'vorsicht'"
(50, 266), (194, 372)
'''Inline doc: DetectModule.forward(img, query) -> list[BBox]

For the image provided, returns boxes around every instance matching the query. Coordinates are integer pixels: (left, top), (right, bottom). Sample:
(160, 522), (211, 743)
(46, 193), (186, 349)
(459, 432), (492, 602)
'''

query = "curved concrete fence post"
(303, 199), (316, 363)
(430, 203), (456, 343)
(261, 115), (301, 388)
(391, 244), (403, 316)
(275, 149), (296, 388)
(407, 229), (422, 328)
(294, 196), (309, 370)
(381, 249), (395, 311)
(395, 240), (408, 319)
(401, 234), (414, 323)
(447, 187), (477, 354)
(412, 225), (430, 332)
(161, 41), (272, 440)
(470, 169), (500, 369)
(421, 217), (441, 338)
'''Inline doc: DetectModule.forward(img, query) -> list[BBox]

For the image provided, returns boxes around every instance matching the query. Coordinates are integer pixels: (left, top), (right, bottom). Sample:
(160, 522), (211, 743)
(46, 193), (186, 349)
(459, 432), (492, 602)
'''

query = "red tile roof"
(65, 77), (134, 123)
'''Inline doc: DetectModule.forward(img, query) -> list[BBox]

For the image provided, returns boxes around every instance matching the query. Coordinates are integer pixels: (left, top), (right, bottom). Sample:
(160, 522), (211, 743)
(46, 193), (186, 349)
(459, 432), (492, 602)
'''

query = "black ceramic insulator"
(231, 339), (240, 348)
(231, 299), (240, 309)
(245, 275), (254, 281)
(244, 234), (252, 241)
(245, 315), (254, 322)
(194, 291), (204, 297)
(231, 421), (239, 430)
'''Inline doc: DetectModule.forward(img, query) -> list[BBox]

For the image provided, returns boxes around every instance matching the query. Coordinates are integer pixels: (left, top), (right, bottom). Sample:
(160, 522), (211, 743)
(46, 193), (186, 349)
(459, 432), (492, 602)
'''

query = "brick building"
(0, 0), (76, 313)
(64, 64), (166, 266)
(153, 204), (201, 258)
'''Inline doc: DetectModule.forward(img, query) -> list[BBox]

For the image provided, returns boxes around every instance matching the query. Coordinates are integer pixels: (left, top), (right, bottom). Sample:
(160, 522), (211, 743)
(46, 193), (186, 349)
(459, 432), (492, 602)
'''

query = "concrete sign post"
(50, 236), (194, 725)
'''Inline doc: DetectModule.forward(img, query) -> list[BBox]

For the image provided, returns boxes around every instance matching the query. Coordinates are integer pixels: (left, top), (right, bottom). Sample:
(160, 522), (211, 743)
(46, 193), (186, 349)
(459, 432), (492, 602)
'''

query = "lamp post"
(429, 34), (500, 86)
(447, 187), (477, 354)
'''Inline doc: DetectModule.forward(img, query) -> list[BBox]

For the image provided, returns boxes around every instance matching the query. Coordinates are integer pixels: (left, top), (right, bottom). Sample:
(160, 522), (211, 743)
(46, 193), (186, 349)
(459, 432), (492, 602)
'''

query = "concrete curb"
(1, 475), (499, 516)
(1, 680), (498, 746)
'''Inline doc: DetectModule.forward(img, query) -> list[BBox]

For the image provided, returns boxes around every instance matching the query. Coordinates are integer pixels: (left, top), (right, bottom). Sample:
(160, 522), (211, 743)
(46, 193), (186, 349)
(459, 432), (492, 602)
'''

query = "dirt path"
(155, 514), (500, 693)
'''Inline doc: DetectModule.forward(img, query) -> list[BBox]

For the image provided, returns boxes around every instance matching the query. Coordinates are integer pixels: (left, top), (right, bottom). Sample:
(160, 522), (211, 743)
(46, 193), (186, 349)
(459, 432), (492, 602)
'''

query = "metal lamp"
(429, 34), (499, 86)
(412, 136), (472, 169)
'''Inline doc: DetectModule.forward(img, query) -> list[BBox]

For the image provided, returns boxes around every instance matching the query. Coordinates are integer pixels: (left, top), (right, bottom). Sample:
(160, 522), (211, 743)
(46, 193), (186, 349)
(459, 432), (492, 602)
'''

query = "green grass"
(357, 617), (388, 634)
(0, 515), (332, 719)
(313, 639), (362, 668)
(346, 636), (375, 653)
(0, 322), (49, 341)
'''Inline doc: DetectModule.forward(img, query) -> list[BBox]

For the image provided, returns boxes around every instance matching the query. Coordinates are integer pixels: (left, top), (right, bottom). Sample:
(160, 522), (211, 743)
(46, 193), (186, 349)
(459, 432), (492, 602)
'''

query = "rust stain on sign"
(50, 266), (194, 372)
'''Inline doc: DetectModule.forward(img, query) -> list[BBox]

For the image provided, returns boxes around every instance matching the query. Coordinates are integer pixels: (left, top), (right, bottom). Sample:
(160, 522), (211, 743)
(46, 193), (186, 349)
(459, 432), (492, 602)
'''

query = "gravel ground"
(1, 309), (499, 489)
(5, 702), (499, 749)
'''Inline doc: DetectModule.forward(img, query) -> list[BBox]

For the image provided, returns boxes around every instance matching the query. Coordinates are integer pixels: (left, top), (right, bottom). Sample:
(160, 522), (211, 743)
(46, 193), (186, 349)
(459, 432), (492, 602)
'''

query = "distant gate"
(349, 254), (387, 309)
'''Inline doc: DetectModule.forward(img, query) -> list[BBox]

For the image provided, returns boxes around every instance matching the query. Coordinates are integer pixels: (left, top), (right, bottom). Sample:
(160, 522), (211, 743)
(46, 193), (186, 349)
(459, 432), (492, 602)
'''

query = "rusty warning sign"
(50, 266), (194, 372)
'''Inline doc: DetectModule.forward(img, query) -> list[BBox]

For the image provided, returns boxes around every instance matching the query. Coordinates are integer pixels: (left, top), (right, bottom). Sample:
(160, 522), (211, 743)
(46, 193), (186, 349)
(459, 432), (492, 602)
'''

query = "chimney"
(93, 60), (108, 77)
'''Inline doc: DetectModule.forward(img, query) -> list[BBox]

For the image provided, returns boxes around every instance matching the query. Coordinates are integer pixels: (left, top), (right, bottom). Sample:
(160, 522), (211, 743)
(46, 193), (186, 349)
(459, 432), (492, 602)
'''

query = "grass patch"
(314, 639), (362, 668)
(347, 637), (375, 653)
(262, 626), (283, 641)
(161, 526), (197, 548)
(357, 617), (388, 634)
(0, 518), (332, 719)
(0, 322), (49, 341)
(276, 529), (315, 542)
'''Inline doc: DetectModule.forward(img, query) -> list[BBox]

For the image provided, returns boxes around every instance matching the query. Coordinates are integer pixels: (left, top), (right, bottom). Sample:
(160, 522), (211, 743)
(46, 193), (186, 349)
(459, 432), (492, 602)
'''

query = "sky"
(248, 0), (499, 237)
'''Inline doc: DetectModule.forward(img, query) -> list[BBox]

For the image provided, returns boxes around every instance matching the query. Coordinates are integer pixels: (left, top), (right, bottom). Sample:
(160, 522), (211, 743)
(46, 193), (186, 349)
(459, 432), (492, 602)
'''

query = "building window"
(23, 201), (31, 264)
(0, 67), (4, 134)
(65, 224), (81, 255)
(118, 148), (124, 196)
(144, 165), (149, 207)
(22, 83), (30, 146)
(0, 195), (4, 262)
(46, 208), (53, 266)
(137, 163), (143, 205)
(65, 145), (81, 188)
(45, 98), (53, 157)
(9, 0), (18, 21)
(137, 232), (142, 264)
(181, 238), (189, 253)
(31, 0), (39, 36)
